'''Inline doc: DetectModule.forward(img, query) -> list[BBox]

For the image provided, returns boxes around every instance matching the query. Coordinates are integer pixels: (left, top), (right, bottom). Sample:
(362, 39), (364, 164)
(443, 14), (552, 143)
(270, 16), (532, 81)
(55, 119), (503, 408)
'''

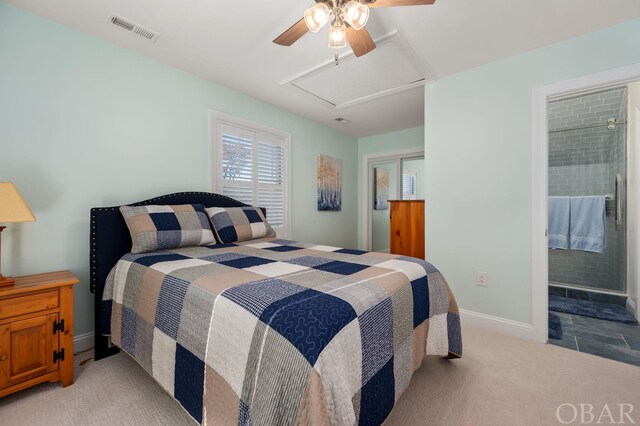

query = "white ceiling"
(6, 0), (640, 137)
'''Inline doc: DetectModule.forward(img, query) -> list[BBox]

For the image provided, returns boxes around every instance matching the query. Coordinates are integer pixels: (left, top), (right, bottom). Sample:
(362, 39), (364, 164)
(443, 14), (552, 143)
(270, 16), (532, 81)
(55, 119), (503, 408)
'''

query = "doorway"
(362, 149), (425, 252)
(532, 64), (640, 366)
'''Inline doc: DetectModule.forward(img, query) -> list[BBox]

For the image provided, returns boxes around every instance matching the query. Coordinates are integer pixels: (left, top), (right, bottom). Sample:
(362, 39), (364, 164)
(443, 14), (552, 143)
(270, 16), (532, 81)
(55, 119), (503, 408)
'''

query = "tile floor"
(549, 312), (640, 367)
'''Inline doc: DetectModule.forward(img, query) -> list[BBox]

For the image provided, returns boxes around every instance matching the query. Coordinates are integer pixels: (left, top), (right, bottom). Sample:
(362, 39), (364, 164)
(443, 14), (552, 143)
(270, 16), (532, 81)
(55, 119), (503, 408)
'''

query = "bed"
(91, 192), (462, 426)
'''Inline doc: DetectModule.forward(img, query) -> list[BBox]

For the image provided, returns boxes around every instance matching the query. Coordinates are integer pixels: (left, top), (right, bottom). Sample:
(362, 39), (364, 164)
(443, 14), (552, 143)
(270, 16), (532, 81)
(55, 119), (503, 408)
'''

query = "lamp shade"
(304, 3), (331, 33)
(0, 183), (36, 223)
(343, 1), (370, 30)
(328, 21), (347, 49)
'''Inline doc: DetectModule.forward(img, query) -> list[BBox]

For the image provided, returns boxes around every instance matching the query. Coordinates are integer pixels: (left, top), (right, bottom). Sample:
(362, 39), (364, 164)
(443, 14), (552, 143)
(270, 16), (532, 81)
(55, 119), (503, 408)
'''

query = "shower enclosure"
(548, 86), (628, 297)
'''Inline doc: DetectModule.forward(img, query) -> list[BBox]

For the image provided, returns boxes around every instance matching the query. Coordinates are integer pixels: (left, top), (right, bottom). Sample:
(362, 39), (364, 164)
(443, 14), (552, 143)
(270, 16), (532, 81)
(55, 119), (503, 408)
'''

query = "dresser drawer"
(0, 291), (59, 321)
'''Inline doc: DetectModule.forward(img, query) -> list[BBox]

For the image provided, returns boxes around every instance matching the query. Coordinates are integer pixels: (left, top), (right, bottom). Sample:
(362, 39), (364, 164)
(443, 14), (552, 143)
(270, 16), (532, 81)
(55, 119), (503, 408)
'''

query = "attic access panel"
(284, 31), (433, 109)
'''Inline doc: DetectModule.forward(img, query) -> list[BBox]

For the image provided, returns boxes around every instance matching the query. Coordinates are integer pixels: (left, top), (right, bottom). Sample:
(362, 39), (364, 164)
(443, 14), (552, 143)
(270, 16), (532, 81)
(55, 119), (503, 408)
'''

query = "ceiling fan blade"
(346, 27), (376, 57)
(273, 18), (309, 46)
(365, 0), (435, 8)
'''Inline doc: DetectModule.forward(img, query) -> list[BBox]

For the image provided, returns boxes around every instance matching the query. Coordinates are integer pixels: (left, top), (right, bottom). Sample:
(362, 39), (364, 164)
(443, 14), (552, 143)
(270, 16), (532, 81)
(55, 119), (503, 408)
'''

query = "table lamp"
(0, 183), (36, 287)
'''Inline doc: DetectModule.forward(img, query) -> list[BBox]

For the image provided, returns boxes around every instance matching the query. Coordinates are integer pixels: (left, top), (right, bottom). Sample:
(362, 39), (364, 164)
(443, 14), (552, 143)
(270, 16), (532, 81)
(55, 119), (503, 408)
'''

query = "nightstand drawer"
(0, 291), (59, 321)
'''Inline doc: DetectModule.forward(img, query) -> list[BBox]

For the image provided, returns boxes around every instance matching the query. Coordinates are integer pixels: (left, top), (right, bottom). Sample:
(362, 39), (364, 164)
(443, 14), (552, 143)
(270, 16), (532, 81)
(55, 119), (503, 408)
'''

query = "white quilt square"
(205, 207), (225, 217)
(152, 328), (177, 395)
(113, 260), (133, 305)
(426, 313), (449, 356)
(376, 259), (425, 281)
(244, 261), (308, 277)
(315, 320), (362, 424)
(250, 222), (266, 237)
(244, 241), (280, 249)
(206, 296), (259, 396)
(152, 258), (211, 274)
(309, 245), (340, 252)
(146, 205), (173, 213)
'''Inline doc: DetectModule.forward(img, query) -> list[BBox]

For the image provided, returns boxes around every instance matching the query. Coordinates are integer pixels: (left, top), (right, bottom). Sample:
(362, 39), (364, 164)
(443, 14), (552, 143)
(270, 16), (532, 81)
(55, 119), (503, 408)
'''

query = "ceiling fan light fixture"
(328, 20), (347, 49)
(304, 3), (331, 33)
(343, 1), (370, 30)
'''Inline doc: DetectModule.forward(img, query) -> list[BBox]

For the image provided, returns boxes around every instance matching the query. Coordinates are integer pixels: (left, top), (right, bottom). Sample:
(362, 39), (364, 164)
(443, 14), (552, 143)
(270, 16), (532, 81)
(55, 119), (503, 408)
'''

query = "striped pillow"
(206, 207), (275, 244)
(120, 204), (216, 254)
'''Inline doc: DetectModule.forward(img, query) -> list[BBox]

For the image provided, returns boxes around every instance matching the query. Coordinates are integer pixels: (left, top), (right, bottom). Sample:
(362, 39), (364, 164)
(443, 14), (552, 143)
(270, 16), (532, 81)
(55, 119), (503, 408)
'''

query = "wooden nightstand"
(0, 271), (79, 397)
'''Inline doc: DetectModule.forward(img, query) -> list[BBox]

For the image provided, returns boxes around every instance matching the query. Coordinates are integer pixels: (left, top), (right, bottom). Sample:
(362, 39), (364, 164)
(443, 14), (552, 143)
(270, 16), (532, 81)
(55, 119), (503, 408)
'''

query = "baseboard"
(459, 309), (534, 341)
(627, 298), (636, 314)
(74, 332), (94, 354)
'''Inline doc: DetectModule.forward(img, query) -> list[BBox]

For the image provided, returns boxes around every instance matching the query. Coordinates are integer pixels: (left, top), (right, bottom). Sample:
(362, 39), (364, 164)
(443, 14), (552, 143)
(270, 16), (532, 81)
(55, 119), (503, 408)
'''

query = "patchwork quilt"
(102, 237), (462, 426)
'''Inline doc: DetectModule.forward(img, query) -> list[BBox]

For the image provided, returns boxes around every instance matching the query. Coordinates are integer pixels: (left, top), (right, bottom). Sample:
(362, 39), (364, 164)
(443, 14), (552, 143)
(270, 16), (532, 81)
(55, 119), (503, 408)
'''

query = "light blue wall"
(424, 19), (640, 324)
(357, 126), (424, 248)
(0, 2), (358, 336)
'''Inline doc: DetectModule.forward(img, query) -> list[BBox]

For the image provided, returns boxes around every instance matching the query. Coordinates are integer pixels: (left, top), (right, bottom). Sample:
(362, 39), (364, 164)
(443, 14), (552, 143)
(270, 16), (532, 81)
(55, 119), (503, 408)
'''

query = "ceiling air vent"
(334, 117), (351, 124)
(108, 13), (159, 43)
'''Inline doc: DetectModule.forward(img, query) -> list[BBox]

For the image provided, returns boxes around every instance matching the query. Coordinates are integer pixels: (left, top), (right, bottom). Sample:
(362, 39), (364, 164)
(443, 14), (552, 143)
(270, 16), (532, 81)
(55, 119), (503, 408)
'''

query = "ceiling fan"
(274, 0), (435, 57)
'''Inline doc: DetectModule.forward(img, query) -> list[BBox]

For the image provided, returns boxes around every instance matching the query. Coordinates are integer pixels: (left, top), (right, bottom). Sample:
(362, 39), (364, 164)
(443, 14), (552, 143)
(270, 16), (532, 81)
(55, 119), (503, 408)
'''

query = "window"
(402, 170), (417, 200)
(210, 111), (291, 238)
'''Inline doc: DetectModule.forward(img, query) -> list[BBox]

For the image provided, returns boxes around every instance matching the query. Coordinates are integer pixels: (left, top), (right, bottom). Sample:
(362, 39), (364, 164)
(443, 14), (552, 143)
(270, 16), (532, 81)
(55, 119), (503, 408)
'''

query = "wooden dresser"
(389, 200), (425, 259)
(0, 271), (79, 397)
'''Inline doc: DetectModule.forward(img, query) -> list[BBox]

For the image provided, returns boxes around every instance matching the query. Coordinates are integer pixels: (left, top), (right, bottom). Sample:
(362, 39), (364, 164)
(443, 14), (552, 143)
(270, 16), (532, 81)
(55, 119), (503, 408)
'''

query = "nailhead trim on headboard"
(89, 192), (252, 293)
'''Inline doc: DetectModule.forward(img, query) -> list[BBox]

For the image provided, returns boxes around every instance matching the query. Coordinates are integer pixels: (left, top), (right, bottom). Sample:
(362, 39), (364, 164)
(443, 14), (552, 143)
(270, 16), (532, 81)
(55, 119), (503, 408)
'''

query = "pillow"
(206, 206), (275, 244)
(120, 204), (216, 254)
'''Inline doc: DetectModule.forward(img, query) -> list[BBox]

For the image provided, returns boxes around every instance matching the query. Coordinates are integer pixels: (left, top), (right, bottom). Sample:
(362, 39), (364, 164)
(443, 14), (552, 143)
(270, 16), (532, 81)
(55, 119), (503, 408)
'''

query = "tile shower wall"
(548, 87), (628, 292)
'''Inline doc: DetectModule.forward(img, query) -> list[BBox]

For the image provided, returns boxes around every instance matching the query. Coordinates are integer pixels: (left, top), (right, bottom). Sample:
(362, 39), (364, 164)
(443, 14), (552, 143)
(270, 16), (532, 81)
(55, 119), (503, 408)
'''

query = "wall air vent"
(108, 13), (159, 43)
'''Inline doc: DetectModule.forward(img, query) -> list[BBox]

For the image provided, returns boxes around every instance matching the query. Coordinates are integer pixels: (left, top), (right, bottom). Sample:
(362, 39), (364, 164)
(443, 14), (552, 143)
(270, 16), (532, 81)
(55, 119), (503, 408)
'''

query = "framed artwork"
(374, 168), (389, 210)
(317, 154), (342, 211)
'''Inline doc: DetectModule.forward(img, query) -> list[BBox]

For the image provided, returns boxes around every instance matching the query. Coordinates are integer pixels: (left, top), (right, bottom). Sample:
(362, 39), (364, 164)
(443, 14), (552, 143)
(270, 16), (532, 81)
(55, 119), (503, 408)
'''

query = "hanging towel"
(548, 197), (570, 249)
(569, 196), (606, 253)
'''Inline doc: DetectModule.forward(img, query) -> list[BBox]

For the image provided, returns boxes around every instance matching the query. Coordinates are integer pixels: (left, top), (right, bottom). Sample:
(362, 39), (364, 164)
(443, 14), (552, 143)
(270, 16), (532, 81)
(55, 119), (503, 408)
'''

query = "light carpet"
(1, 322), (639, 426)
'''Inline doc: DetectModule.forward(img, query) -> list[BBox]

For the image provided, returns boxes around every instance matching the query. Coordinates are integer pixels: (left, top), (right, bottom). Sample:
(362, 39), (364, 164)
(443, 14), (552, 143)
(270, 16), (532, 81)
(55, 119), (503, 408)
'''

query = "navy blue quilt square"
(335, 248), (367, 255)
(411, 276), (430, 328)
(358, 357), (395, 426)
(217, 226), (238, 243)
(174, 344), (205, 423)
(155, 276), (190, 339)
(100, 299), (113, 335)
(360, 298), (394, 385)
(265, 245), (303, 252)
(448, 312), (463, 356)
(243, 208), (262, 223)
(220, 256), (275, 269)
(312, 260), (368, 275)
(238, 401), (251, 426)
(121, 306), (137, 354)
(260, 289), (357, 365)
(150, 212), (181, 230)
(134, 253), (190, 267)
(222, 279), (307, 318)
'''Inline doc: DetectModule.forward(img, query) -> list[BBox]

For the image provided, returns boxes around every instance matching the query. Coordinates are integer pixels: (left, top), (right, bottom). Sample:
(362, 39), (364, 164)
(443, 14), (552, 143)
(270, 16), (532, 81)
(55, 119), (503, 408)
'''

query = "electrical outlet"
(476, 271), (488, 287)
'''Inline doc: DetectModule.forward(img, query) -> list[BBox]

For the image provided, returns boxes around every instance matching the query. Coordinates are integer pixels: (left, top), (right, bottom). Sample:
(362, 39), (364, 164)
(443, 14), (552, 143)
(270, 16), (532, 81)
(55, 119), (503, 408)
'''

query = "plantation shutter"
(402, 171), (417, 200)
(257, 133), (285, 229)
(217, 123), (287, 236)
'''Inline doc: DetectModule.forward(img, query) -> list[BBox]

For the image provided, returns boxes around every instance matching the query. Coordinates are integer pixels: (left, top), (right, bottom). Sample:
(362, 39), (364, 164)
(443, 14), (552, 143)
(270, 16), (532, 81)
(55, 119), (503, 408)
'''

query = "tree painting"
(317, 154), (342, 211)
(375, 168), (389, 210)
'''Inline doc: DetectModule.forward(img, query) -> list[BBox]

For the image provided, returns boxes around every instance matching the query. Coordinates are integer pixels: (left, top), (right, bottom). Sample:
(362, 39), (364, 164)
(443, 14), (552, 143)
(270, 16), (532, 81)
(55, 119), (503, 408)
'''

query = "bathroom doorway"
(545, 83), (640, 366)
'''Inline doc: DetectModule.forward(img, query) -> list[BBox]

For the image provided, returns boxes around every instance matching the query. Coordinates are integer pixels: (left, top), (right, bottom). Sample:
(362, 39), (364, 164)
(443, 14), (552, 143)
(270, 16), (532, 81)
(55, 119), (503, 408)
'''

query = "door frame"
(362, 147), (424, 250)
(531, 63), (640, 343)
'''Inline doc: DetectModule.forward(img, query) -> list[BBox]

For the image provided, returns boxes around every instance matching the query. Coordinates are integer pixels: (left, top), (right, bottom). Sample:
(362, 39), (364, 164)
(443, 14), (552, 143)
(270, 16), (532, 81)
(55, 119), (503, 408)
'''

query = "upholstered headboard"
(90, 191), (263, 360)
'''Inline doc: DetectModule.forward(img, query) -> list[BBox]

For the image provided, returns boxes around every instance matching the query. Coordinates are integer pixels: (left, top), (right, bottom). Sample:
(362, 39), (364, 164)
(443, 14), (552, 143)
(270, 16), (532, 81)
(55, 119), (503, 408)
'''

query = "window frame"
(209, 110), (292, 238)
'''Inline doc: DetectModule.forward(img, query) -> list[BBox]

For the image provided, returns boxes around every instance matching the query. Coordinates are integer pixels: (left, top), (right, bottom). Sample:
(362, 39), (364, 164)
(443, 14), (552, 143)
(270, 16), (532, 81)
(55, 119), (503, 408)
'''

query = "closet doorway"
(362, 148), (424, 252)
